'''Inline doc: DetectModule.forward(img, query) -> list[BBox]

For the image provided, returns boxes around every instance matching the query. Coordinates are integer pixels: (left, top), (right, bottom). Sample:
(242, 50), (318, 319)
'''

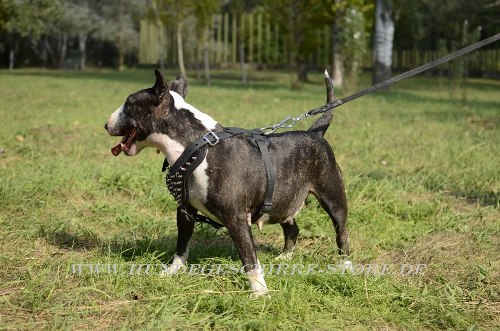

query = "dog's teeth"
(185, 162), (191, 166)
(180, 167), (186, 171)
(191, 157), (196, 160)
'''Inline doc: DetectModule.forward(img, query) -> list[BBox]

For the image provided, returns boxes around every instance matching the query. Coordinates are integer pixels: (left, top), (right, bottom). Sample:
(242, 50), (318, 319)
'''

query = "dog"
(104, 70), (350, 296)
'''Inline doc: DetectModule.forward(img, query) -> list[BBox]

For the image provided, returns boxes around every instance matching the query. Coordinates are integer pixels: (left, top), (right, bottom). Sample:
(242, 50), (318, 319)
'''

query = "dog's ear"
(169, 75), (188, 98)
(153, 69), (168, 102)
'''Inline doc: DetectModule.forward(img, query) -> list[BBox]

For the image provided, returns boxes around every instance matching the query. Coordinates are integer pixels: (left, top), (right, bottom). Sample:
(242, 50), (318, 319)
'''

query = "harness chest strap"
(163, 128), (275, 227)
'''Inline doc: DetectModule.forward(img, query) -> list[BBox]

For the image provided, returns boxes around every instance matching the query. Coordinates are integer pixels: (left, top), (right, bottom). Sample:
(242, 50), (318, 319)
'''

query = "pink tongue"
(111, 143), (123, 156)
(110, 128), (136, 156)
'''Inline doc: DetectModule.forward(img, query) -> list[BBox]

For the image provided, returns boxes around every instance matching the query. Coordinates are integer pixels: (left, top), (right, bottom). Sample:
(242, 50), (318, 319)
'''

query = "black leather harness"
(162, 127), (275, 229)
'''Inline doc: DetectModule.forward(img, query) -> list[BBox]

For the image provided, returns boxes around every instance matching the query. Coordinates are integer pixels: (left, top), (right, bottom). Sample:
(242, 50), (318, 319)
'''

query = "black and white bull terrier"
(104, 70), (350, 296)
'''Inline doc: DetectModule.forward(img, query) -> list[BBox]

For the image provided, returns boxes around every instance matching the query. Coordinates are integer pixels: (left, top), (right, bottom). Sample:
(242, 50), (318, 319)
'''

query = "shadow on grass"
(449, 190), (499, 207)
(422, 180), (499, 207)
(38, 222), (283, 263)
(379, 90), (500, 121)
(5, 69), (153, 85)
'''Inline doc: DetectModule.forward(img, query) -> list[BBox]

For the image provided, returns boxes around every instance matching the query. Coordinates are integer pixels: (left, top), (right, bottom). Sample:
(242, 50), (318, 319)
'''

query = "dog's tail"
(308, 69), (335, 137)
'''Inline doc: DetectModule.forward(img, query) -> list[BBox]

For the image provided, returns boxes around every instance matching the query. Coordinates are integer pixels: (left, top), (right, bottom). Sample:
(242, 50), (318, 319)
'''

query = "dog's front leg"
(161, 207), (196, 276)
(225, 215), (268, 297)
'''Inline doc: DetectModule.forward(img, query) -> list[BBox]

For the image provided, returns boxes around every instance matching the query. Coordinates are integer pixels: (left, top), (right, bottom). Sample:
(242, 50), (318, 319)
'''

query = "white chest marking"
(146, 132), (222, 224)
(147, 133), (185, 165)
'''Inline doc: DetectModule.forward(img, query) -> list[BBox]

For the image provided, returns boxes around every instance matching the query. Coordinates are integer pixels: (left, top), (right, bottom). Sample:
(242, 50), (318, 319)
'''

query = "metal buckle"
(203, 131), (219, 146)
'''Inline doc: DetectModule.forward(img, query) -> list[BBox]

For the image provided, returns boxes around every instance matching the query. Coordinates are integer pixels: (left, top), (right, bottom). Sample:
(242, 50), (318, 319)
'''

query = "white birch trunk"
(373, 0), (394, 84)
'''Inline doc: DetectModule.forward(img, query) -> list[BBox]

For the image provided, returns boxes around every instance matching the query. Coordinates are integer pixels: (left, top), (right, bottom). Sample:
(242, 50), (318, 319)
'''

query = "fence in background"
(139, 13), (499, 74)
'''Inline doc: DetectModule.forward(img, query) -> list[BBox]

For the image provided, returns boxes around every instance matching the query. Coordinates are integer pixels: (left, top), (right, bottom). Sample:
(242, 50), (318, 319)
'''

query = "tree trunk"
(239, 42), (247, 85)
(195, 47), (201, 80)
(201, 26), (210, 86)
(157, 23), (165, 72)
(331, 15), (343, 88)
(78, 32), (87, 70)
(204, 46), (211, 86)
(43, 36), (55, 67)
(58, 32), (68, 69)
(9, 34), (16, 70)
(238, 13), (247, 86)
(176, 21), (187, 77)
(297, 62), (308, 82)
(288, 2), (307, 86)
(40, 35), (48, 68)
(373, 0), (394, 84)
(117, 0), (125, 71)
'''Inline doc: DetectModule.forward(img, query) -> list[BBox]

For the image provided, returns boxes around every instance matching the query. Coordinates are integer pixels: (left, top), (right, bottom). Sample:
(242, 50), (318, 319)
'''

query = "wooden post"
(216, 14), (222, 65)
(265, 18), (271, 64)
(232, 13), (237, 64)
(249, 13), (254, 63)
(240, 13), (245, 63)
(316, 30), (320, 66)
(275, 24), (279, 64)
(224, 13), (229, 64)
(324, 26), (329, 66)
(257, 13), (262, 64)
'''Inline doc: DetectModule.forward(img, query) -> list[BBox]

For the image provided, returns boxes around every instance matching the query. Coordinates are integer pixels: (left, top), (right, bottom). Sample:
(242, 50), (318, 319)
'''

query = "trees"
(41, 0), (101, 69)
(0, 0), (495, 75)
(262, 0), (318, 87)
(320, 0), (371, 91)
(192, 0), (221, 85)
(0, 0), (60, 69)
(97, 0), (146, 70)
(149, 0), (192, 77)
(341, 2), (369, 92)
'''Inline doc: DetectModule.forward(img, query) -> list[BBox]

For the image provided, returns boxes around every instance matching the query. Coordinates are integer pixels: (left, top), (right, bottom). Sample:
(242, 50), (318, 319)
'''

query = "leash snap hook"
(203, 131), (220, 146)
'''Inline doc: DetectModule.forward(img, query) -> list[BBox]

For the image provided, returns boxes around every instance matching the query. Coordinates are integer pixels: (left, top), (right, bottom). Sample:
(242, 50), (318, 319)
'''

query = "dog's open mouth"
(111, 128), (137, 156)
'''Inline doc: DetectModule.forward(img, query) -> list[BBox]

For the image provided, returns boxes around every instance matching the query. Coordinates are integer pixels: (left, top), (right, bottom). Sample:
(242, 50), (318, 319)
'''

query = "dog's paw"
(249, 289), (271, 299)
(343, 260), (354, 272)
(159, 264), (186, 276)
(275, 252), (293, 261)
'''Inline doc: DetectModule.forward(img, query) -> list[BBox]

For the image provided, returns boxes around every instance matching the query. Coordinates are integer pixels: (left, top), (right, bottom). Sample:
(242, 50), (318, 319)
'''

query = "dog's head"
(104, 70), (189, 156)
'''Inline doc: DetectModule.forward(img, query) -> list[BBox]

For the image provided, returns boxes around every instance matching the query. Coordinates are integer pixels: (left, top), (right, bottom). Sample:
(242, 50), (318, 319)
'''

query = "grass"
(0, 68), (498, 330)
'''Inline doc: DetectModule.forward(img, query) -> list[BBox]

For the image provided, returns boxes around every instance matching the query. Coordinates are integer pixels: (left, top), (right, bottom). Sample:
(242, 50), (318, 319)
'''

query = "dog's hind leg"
(315, 174), (350, 260)
(161, 206), (196, 276)
(224, 214), (269, 297)
(277, 219), (299, 259)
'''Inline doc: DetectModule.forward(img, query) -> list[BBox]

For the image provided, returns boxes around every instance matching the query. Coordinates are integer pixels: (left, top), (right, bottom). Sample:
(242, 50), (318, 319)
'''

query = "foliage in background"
(0, 0), (498, 83)
(0, 0), (60, 69)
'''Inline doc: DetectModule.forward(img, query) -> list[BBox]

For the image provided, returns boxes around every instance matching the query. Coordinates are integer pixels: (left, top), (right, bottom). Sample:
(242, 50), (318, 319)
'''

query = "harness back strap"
(250, 137), (274, 213)
(163, 128), (275, 228)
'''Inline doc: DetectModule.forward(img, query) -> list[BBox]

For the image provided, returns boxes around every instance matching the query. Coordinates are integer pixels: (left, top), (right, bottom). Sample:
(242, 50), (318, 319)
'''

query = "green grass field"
(0, 68), (498, 330)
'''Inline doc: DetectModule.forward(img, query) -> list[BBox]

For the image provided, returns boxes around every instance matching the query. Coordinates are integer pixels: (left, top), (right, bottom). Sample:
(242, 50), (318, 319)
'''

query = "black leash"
(307, 33), (500, 117)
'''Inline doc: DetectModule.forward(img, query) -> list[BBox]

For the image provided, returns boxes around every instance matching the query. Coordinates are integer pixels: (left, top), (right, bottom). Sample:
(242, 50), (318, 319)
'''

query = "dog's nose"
(104, 123), (108, 131)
